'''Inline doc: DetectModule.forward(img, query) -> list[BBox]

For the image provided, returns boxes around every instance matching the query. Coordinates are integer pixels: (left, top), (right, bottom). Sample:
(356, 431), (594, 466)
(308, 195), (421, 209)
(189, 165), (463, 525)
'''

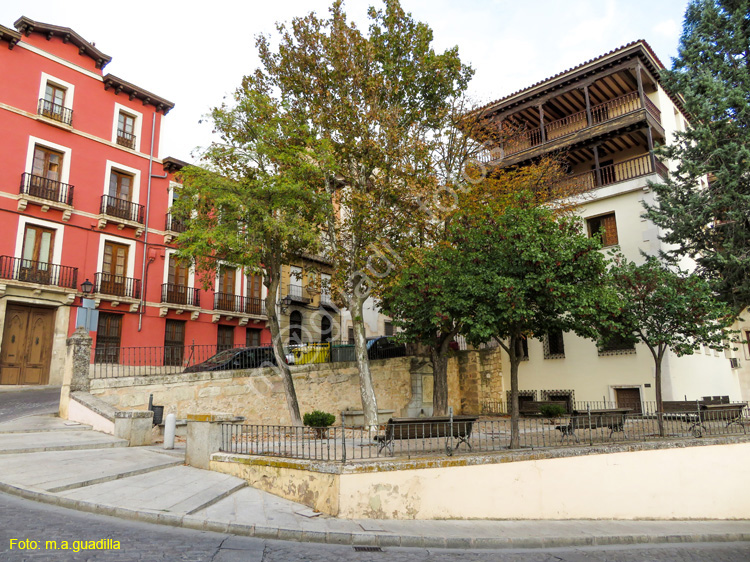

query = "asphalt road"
(0, 386), (60, 422)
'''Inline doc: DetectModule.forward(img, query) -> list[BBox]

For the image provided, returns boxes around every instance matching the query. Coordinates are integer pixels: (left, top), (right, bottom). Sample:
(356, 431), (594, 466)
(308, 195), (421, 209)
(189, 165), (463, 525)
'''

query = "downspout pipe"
(138, 113), (157, 331)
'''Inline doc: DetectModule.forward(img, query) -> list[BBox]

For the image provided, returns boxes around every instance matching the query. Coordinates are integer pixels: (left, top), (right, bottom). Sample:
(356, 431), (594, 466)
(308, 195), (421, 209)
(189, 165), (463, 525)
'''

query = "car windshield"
(201, 349), (241, 365)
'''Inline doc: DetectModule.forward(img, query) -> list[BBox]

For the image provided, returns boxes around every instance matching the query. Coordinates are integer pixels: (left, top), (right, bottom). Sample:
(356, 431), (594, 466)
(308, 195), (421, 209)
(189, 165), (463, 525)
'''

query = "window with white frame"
(38, 73), (74, 126)
(111, 103), (142, 151)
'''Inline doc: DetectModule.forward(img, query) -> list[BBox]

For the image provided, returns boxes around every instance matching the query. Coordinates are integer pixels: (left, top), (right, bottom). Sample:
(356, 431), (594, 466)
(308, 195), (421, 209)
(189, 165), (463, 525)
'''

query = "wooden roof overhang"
(103, 74), (175, 115)
(13, 16), (112, 69)
(0, 24), (21, 49)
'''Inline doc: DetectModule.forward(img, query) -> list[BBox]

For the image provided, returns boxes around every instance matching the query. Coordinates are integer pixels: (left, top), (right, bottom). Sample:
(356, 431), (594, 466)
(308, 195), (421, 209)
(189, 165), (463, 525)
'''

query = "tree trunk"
(654, 347), (665, 437)
(265, 274), (302, 426)
(508, 335), (520, 450)
(431, 340), (450, 416)
(350, 295), (379, 430)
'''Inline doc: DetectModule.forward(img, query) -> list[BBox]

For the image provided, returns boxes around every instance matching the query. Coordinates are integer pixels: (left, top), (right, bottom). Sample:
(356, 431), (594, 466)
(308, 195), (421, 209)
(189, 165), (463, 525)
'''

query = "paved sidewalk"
(1, 414), (749, 550)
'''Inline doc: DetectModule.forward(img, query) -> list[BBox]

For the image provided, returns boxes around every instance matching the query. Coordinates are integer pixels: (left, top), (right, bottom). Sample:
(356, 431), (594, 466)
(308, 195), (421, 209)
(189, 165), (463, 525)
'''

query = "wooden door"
(163, 319), (185, 366)
(94, 312), (122, 364)
(102, 242), (129, 296)
(217, 325), (234, 352)
(615, 387), (642, 414)
(20, 225), (55, 284)
(31, 145), (63, 200)
(0, 305), (55, 385)
(246, 274), (262, 314)
(217, 267), (236, 310)
(167, 256), (189, 304)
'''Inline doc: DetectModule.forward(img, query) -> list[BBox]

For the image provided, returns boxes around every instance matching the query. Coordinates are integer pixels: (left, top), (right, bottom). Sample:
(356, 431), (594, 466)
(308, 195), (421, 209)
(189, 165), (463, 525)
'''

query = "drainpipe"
(138, 113), (157, 332)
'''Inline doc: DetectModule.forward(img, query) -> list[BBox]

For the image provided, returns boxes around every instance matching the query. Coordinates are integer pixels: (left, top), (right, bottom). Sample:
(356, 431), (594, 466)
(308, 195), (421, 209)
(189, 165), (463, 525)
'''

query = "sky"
(1, 0), (690, 161)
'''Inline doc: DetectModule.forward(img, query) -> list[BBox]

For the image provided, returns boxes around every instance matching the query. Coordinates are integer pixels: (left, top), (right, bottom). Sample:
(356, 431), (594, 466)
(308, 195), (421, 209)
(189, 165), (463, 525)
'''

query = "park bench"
(661, 401), (746, 436)
(375, 416), (478, 456)
(555, 408), (631, 441)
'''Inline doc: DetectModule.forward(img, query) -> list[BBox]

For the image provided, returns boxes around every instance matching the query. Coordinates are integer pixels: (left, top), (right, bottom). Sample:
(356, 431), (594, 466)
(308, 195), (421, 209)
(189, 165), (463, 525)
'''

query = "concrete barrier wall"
(210, 440), (750, 520)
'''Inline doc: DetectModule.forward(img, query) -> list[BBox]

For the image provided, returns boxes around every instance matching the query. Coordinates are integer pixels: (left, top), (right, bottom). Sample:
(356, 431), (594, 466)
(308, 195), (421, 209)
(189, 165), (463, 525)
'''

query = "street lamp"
(279, 295), (293, 315)
(81, 278), (94, 295)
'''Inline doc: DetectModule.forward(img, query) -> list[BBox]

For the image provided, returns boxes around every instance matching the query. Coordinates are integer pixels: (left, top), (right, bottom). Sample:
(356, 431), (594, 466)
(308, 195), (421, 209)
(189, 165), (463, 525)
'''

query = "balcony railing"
(116, 130), (136, 150)
(37, 98), (73, 126)
(20, 172), (74, 206)
(0, 255), (78, 289)
(165, 212), (188, 233)
(320, 290), (335, 308)
(502, 91), (661, 159)
(287, 284), (311, 303)
(95, 272), (141, 299)
(556, 154), (668, 193)
(161, 283), (200, 307)
(214, 292), (266, 315)
(100, 195), (145, 224)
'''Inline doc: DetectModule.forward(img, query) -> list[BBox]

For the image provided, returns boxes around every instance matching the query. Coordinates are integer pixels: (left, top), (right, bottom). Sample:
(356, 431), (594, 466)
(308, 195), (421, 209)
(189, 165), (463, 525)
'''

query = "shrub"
(539, 403), (567, 418)
(303, 410), (336, 428)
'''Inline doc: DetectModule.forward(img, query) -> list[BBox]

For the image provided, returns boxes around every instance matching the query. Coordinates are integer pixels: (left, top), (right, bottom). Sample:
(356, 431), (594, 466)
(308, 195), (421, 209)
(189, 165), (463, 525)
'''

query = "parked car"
(367, 336), (406, 360)
(182, 346), (277, 373)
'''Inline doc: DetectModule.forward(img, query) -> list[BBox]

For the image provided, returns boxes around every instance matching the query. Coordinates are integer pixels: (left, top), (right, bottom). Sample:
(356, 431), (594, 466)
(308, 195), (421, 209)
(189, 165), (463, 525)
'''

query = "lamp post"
(80, 278), (95, 331)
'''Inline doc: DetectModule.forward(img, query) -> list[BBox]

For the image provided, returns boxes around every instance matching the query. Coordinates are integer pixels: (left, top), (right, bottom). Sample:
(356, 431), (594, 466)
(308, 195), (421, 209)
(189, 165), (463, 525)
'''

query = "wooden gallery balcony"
(556, 153), (669, 193)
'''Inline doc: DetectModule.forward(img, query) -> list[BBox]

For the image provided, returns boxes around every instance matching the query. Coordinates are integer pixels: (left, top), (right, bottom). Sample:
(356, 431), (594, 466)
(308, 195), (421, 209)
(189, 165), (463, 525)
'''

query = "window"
(246, 328), (262, 348)
(109, 170), (133, 201)
(289, 311), (303, 345)
(543, 330), (565, 359)
(94, 313), (122, 364)
(39, 82), (67, 122)
(101, 241), (129, 296)
(384, 321), (394, 337)
(217, 325), (234, 352)
(165, 255), (190, 305)
(320, 273), (332, 305)
(599, 332), (636, 356)
(163, 320), (185, 366)
(587, 213), (618, 247)
(19, 225), (55, 283)
(246, 273), (263, 315)
(515, 336), (529, 361)
(116, 111), (137, 149)
(348, 326), (355, 345)
(289, 266), (303, 299)
(321, 315), (332, 343)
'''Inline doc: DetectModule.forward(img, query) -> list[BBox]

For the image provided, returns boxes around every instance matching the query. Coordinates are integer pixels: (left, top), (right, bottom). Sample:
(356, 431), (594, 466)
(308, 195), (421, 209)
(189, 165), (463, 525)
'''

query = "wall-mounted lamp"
(81, 278), (94, 296)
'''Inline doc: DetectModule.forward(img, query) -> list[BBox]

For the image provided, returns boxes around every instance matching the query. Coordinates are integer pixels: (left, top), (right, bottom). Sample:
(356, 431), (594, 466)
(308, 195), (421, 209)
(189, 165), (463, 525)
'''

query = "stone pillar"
(59, 327), (92, 419)
(186, 414), (234, 469)
(114, 410), (154, 446)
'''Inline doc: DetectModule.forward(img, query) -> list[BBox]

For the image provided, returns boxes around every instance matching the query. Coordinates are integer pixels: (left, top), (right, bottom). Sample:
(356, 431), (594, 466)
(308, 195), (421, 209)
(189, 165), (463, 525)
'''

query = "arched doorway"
(321, 315), (332, 343)
(289, 310), (302, 345)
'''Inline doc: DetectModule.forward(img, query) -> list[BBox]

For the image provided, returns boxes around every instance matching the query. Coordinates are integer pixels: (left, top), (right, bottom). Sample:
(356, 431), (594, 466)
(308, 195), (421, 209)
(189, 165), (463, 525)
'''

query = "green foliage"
(645, 0), (750, 312)
(539, 404), (567, 418)
(303, 410), (336, 428)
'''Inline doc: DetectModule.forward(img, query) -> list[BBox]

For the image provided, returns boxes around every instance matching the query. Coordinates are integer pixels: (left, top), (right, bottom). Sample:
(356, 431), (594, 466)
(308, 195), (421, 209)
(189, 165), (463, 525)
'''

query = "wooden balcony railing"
(95, 272), (141, 299)
(37, 98), (73, 126)
(165, 212), (188, 233)
(161, 283), (200, 307)
(0, 255), (78, 289)
(100, 195), (145, 224)
(20, 172), (74, 206)
(556, 153), (667, 193)
(502, 91), (661, 159)
(116, 130), (136, 150)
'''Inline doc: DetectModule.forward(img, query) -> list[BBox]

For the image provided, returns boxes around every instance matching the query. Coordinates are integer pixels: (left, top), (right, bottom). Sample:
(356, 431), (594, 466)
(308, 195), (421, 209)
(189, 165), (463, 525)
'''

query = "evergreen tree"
(646, 0), (750, 313)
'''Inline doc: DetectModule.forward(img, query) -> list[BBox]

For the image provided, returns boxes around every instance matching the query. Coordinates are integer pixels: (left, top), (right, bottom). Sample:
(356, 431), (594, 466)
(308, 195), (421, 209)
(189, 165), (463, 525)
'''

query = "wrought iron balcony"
(0, 255), (78, 289)
(287, 284), (311, 304)
(165, 212), (188, 233)
(95, 272), (141, 299)
(213, 292), (266, 316)
(116, 130), (136, 150)
(20, 172), (74, 206)
(100, 195), (145, 224)
(320, 290), (336, 309)
(243, 297), (266, 316)
(161, 283), (200, 307)
(37, 98), (73, 126)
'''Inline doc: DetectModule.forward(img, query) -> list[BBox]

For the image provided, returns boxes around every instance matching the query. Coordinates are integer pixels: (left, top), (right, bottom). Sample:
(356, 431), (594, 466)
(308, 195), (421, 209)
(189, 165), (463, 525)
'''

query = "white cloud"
(653, 18), (681, 40)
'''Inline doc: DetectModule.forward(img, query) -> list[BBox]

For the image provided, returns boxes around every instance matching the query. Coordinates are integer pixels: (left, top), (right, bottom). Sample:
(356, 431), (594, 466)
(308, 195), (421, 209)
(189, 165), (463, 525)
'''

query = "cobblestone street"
(1, 492), (749, 562)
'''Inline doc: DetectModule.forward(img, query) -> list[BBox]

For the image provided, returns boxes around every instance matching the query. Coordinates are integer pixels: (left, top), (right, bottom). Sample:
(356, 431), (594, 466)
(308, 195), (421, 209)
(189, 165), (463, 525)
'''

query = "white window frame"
(102, 160), (141, 204)
(214, 262), (242, 295)
(25, 136), (73, 186)
(14, 216), (65, 265)
(111, 102), (143, 150)
(38, 72), (75, 113)
(163, 249), (196, 288)
(96, 234), (137, 279)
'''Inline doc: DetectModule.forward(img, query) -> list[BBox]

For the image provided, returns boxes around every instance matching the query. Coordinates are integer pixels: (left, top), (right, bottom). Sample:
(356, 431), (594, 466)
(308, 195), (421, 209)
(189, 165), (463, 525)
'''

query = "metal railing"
(213, 292), (266, 315)
(20, 172), (74, 205)
(0, 255), (78, 289)
(100, 195), (145, 224)
(116, 130), (136, 150)
(286, 284), (310, 302)
(220, 405), (749, 463)
(165, 212), (188, 233)
(161, 283), (200, 307)
(320, 290), (334, 307)
(94, 271), (141, 299)
(37, 98), (73, 125)
(92, 343), (249, 375)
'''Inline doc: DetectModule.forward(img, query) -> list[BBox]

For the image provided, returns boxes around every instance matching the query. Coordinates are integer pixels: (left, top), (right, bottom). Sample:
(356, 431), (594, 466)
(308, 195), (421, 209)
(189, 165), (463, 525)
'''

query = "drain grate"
(353, 546), (383, 552)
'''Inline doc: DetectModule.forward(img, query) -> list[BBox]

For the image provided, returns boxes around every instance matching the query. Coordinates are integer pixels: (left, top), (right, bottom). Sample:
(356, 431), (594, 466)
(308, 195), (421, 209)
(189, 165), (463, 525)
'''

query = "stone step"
(0, 447), (183, 492)
(0, 430), (127, 454)
(0, 415), (92, 434)
(58, 465), (247, 515)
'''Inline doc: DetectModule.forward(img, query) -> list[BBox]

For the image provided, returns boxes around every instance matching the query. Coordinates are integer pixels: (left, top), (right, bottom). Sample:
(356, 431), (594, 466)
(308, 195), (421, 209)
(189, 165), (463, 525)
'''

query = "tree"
(172, 80), (330, 427)
(645, 0), (750, 312)
(454, 195), (613, 449)
(256, 0), (473, 428)
(605, 255), (735, 435)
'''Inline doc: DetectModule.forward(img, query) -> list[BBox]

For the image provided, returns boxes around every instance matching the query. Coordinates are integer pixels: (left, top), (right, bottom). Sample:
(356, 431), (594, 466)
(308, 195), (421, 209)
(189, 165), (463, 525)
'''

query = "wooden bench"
(375, 416), (478, 456)
(659, 401), (746, 436)
(555, 408), (631, 441)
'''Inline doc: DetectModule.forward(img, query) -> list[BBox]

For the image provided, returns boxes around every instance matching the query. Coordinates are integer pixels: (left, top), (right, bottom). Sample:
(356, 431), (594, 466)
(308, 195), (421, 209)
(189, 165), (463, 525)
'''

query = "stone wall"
(89, 348), (504, 425)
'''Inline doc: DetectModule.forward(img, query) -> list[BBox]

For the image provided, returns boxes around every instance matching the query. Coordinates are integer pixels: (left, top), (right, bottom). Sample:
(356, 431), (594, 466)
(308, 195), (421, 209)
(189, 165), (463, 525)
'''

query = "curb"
(2, 480), (750, 549)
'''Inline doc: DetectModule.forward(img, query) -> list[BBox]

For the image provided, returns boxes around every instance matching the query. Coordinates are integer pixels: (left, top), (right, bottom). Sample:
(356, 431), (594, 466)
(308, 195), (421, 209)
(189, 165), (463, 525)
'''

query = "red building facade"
(0, 17), (270, 385)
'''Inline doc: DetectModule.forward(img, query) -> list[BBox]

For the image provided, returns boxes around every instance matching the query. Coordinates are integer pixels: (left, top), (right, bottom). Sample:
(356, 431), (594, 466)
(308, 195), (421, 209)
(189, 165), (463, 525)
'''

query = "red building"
(0, 17), (270, 386)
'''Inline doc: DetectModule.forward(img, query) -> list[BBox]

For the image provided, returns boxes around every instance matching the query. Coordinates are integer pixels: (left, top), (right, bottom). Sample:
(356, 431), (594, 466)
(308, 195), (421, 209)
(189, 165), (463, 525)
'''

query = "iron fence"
(220, 406), (749, 463)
